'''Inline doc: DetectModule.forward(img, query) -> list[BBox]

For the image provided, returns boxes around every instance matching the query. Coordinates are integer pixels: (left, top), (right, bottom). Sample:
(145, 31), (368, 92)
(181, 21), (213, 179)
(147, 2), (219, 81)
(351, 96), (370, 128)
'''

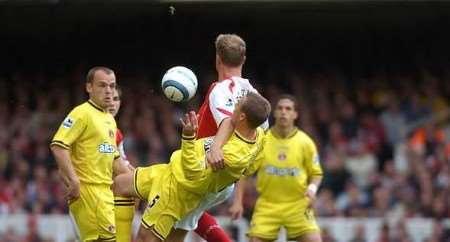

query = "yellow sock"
(114, 196), (135, 242)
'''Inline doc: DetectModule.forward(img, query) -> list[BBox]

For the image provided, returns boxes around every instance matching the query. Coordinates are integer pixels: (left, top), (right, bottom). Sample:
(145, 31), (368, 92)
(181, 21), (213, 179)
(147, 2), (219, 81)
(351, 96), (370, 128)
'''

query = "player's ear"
(293, 110), (298, 120)
(242, 55), (246, 65)
(239, 113), (246, 122)
(86, 82), (93, 94)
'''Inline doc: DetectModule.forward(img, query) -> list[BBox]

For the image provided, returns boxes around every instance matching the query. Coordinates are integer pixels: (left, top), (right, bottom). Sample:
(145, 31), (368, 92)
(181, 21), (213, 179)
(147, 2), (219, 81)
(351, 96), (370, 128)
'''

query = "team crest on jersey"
(62, 117), (74, 128)
(278, 152), (287, 161)
(109, 129), (114, 139)
(98, 142), (116, 154)
(108, 225), (116, 233)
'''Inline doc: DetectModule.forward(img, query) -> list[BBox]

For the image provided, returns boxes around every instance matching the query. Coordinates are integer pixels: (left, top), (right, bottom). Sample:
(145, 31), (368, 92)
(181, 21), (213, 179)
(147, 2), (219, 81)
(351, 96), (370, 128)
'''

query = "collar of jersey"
(88, 99), (107, 113)
(270, 127), (298, 139)
(234, 130), (257, 144)
(218, 76), (236, 82)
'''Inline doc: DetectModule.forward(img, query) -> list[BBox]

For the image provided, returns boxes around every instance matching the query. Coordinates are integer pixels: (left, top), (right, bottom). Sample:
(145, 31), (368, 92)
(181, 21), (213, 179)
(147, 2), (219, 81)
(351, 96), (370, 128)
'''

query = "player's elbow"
(50, 144), (65, 157)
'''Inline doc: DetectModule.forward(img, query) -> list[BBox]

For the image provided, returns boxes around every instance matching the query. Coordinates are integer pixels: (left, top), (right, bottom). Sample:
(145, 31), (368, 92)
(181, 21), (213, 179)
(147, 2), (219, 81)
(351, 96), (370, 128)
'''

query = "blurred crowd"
(0, 67), (449, 242)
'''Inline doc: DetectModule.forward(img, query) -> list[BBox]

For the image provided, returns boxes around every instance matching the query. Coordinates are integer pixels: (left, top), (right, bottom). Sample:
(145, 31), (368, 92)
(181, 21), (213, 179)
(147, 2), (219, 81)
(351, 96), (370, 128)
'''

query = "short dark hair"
(115, 86), (122, 99)
(241, 92), (271, 129)
(86, 66), (114, 83)
(215, 34), (246, 67)
(275, 94), (298, 110)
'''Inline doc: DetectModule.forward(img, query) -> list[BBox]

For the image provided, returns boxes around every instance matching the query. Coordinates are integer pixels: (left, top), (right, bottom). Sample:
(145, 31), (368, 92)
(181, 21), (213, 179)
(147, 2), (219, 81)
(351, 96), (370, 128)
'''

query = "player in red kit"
(180, 34), (268, 242)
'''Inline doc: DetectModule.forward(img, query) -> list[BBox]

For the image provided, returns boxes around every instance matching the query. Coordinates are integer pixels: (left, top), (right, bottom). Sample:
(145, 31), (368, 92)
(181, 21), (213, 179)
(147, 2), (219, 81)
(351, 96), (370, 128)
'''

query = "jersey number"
(148, 195), (160, 208)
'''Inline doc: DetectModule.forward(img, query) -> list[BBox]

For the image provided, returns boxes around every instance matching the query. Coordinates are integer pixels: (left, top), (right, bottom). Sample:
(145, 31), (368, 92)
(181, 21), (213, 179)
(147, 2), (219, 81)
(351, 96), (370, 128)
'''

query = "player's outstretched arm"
(229, 178), (247, 220)
(180, 111), (203, 179)
(207, 117), (235, 171)
(50, 145), (80, 201)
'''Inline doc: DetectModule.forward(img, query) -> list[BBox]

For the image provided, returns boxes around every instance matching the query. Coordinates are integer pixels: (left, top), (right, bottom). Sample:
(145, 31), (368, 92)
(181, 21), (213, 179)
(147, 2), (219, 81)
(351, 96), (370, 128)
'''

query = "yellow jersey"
(171, 128), (265, 195)
(51, 100), (120, 185)
(245, 128), (323, 203)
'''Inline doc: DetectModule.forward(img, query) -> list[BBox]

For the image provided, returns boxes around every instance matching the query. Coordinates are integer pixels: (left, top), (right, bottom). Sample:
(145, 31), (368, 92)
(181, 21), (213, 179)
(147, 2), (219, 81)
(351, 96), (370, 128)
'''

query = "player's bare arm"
(207, 117), (236, 171)
(229, 178), (246, 220)
(305, 176), (322, 208)
(50, 145), (80, 201)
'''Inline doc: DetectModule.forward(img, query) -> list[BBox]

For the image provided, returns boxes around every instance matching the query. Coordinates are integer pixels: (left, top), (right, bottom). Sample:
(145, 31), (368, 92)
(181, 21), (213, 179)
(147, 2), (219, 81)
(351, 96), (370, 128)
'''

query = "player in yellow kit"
(113, 92), (271, 242)
(50, 67), (131, 242)
(108, 87), (136, 242)
(230, 94), (323, 242)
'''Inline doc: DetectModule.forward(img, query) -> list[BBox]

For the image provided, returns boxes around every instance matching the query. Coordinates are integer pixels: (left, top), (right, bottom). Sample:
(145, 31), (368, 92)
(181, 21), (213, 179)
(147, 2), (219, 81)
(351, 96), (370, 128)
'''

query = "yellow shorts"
(134, 166), (200, 241)
(248, 198), (320, 240)
(69, 183), (115, 242)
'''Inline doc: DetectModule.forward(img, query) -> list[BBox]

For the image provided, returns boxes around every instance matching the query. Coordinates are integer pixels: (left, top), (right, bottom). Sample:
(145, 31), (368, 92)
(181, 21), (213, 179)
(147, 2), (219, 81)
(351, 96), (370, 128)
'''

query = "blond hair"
(215, 34), (246, 67)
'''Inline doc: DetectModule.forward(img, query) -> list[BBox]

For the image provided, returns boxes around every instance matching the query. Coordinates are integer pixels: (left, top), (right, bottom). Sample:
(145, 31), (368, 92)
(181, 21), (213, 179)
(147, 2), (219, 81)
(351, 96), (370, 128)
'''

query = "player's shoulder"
(69, 102), (90, 117)
(214, 76), (251, 89)
(294, 129), (316, 147)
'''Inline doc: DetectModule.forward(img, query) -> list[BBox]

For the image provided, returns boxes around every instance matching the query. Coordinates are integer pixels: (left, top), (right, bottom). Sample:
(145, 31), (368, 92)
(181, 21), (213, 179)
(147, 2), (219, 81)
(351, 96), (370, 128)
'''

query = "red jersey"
(116, 128), (127, 160)
(197, 76), (259, 138)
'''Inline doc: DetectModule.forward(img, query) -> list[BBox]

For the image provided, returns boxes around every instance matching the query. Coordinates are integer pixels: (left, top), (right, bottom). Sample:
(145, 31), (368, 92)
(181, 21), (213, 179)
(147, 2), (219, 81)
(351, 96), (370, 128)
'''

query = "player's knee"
(113, 173), (132, 197)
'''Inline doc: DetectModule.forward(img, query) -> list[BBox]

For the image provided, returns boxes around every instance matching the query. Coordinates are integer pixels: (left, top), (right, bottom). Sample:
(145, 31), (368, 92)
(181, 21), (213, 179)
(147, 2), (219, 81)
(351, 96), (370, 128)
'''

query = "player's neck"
(273, 125), (296, 138)
(88, 98), (106, 112)
(235, 125), (257, 142)
(218, 67), (242, 81)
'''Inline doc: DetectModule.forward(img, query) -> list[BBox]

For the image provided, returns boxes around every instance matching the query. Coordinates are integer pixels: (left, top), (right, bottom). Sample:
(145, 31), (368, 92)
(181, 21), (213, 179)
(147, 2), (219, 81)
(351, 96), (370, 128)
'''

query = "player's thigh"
(113, 170), (135, 197)
(95, 187), (116, 241)
(133, 165), (167, 201)
(174, 185), (233, 231)
(296, 232), (322, 242)
(247, 200), (282, 241)
(166, 228), (188, 242)
(70, 185), (116, 242)
(69, 196), (97, 242)
(249, 237), (273, 242)
(284, 202), (320, 241)
(137, 225), (163, 242)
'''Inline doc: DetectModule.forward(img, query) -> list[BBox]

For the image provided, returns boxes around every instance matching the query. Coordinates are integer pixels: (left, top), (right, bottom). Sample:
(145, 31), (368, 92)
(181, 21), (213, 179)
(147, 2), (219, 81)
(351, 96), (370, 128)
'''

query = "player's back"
(170, 127), (265, 196)
(197, 76), (257, 138)
(254, 128), (323, 203)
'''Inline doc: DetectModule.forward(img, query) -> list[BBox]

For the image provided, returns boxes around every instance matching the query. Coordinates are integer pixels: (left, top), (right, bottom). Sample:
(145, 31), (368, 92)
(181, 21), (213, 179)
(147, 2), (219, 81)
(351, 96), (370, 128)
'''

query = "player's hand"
(304, 187), (317, 209)
(180, 111), (198, 137)
(206, 145), (225, 171)
(64, 178), (80, 201)
(228, 202), (244, 220)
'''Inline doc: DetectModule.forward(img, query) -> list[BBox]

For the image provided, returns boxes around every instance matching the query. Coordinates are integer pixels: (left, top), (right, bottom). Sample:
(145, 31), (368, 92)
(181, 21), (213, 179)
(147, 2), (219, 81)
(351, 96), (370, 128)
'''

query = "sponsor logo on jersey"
(62, 117), (74, 128)
(98, 142), (116, 154)
(264, 165), (300, 177)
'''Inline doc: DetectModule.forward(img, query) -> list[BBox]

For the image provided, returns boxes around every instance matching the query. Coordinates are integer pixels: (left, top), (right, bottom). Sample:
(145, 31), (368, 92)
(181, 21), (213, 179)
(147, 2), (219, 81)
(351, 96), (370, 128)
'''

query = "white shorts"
(174, 184), (234, 230)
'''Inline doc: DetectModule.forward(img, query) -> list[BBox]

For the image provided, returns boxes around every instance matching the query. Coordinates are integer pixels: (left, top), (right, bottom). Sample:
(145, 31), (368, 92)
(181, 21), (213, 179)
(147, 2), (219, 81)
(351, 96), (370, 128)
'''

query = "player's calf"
(195, 212), (232, 242)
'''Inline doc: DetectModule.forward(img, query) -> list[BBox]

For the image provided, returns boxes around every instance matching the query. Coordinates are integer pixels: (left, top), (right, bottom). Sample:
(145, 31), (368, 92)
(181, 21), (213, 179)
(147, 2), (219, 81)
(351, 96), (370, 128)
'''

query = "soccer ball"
(161, 66), (198, 102)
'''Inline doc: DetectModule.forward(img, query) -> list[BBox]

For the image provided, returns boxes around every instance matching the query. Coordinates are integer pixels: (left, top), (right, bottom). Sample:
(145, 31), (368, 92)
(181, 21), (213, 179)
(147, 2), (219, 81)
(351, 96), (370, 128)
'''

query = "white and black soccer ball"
(161, 66), (198, 102)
